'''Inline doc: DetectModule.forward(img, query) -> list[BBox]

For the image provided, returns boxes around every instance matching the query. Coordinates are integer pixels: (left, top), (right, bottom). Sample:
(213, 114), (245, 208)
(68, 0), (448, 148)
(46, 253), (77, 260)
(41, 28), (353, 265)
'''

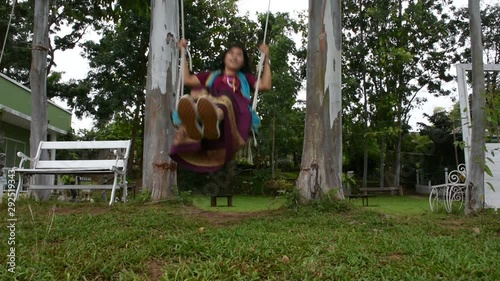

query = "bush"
(265, 179), (295, 195)
(311, 190), (352, 212)
(277, 158), (294, 172)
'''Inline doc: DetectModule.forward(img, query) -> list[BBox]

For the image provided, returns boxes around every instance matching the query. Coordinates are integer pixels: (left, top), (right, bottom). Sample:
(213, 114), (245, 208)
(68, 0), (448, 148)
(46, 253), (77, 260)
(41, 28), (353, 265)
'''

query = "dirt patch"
(147, 259), (164, 281)
(387, 253), (404, 261)
(440, 220), (466, 230)
(54, 205), (109, 215)
(379, 252), (405, 265)
(182, 206), (280, 226)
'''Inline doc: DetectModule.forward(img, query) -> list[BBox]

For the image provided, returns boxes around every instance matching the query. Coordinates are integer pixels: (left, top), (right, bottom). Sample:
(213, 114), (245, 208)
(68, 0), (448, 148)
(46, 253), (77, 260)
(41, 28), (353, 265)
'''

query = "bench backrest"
(35, 160), (126, 170)
(32, 140), (131, 170)
(39, 140), (130, 151)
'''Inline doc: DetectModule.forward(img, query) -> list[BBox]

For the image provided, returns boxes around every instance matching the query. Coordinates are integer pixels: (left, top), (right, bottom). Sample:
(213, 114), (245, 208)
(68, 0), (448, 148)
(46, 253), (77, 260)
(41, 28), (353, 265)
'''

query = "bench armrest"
(113, 149), (127, 174)
(17, 152), (35, 168)
(112, 166), (126, 175)
(114, 149), (124, 159)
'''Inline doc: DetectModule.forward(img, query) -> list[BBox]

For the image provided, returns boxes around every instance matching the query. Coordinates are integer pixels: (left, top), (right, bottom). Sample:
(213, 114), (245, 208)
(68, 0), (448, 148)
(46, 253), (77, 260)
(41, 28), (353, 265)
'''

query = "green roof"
(0, 73), (72, 134)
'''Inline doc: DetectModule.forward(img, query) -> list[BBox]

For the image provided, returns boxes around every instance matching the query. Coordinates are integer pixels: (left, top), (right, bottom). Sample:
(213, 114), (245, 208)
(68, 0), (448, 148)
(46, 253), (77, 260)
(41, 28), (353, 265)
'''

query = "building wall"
(485, 143), (500, 209)
(0, 121), (30, 168)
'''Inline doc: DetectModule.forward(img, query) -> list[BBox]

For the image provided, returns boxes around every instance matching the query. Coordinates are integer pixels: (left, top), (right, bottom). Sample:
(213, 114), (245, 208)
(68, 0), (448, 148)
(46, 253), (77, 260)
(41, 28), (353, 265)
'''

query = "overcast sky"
(52, 0), (475, 131)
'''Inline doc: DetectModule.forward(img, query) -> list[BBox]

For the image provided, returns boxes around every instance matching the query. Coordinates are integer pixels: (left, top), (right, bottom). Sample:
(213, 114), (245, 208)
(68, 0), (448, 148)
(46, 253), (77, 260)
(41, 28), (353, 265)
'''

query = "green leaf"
(486, 182), (495, 192)
(484, 164), (494, 177)
(486, 157), (495, 165)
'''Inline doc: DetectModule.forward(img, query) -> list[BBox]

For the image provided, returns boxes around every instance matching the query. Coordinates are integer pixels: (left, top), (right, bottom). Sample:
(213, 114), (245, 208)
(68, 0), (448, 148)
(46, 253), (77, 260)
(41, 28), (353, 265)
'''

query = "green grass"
(192, 195), (286, 212)
(349, 195), (431, 215)
(1, 196), (500, 280)
(192, 193), (435, 215)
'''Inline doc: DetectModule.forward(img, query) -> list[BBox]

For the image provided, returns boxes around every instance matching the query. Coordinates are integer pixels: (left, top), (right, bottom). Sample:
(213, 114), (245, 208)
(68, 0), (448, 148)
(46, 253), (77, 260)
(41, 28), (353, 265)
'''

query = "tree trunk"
(379, 137), (385, 188)
(362, 60), (369, 190)
(393, 0), (403, 191)
(452, 120), (460, 167)
(297, 0), (343, 201)
(293, 151), (299, 168)
(142, 0), (179, 201)
(362, 137), (369, 188)
(30, 0), (51, 201)
(271, 114), (276, 178)
(394, 124), (402, 189)
(139, 103), (145, 177)
(465, 0), (486, 214)
(127, 98), (141, 178)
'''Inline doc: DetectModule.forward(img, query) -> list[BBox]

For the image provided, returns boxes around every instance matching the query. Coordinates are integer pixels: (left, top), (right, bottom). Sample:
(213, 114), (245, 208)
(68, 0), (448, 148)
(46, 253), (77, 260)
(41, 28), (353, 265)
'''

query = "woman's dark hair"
(219, 45), (251, 73)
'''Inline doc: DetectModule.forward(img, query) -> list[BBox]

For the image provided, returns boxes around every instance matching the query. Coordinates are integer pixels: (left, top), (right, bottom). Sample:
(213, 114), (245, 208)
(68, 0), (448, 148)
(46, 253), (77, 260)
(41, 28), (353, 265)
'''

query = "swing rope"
(175, 0), (192, 106)
(0, 0), (17, 66)
(175, 0), (271, 151)
(250, 0), (272, 147)
(252, 0), (271, 112)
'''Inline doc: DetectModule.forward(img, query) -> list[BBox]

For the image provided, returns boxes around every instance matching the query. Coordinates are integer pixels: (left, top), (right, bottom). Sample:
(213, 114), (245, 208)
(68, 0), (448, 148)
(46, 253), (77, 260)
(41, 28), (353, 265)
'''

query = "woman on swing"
(170, 39), (272, 173)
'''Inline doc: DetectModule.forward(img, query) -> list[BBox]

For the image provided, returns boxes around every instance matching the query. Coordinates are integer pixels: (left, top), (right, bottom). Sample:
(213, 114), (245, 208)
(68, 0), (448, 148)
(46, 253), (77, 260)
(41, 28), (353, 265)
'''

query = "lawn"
(192, 195), (286, 212)
(193, 194), (431, 215)
(349, 194), (431, 215)
(1, 195), (499, 280)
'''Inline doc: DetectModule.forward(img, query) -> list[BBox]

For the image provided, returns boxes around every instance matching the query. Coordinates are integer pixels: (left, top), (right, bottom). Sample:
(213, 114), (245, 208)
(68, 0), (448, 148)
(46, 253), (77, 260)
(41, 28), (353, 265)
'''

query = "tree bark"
(379, 137), (385, 188)
(361, 0), (369, 190)
(139, 103), (145, 177)
(393, 0), (403, 191)
(271, 114), (276, 178)
(394, 123), (402, 188)
(142, 0), (179, 201)
(30, 0), (51, 201)
(465, 0), (486, 214)
(362, 136), (368, 188)
(127, 98), (142, 177)
(297, 0), (343, 201)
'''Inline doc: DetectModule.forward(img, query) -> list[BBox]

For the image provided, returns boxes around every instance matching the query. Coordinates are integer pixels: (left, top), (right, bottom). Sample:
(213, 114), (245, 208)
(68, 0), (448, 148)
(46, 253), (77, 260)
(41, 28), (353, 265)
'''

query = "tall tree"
(253, 12), (304, 176)
(465, 0), (486, 214)
(0, 0), (32, 81)
(183, 0), (254, 72)
(54, 11), (149, 177)
(142, 0), (179, 201)
(297, 0), (343, 201)
(342, 0), (456, 188)
(417, 108), (463, 178)
(342, 0), (373, 187)
(452, 3), (500, 65)
(1, 1), (112, 82)
(30, 0), (50, 200)
(452, 3), (500, 144)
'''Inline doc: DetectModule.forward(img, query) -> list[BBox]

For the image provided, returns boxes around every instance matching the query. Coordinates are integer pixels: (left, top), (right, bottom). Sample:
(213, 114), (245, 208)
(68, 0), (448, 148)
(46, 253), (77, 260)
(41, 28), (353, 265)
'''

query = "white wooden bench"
(13, 140), (131, 205)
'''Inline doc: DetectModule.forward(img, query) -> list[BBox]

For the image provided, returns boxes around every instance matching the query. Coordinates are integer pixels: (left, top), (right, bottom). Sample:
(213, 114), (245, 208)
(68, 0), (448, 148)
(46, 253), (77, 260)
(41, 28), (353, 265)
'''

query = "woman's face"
(224, 47), (245, 71)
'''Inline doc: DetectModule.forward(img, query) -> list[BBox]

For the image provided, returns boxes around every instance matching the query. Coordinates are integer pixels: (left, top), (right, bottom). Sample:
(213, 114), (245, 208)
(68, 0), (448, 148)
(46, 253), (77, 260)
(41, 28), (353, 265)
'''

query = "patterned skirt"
(169, 90), (251, 173)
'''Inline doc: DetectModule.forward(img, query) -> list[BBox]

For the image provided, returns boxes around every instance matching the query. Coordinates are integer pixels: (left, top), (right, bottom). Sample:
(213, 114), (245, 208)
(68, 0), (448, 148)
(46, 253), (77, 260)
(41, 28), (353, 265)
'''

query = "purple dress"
(169, 71), (257, 173)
